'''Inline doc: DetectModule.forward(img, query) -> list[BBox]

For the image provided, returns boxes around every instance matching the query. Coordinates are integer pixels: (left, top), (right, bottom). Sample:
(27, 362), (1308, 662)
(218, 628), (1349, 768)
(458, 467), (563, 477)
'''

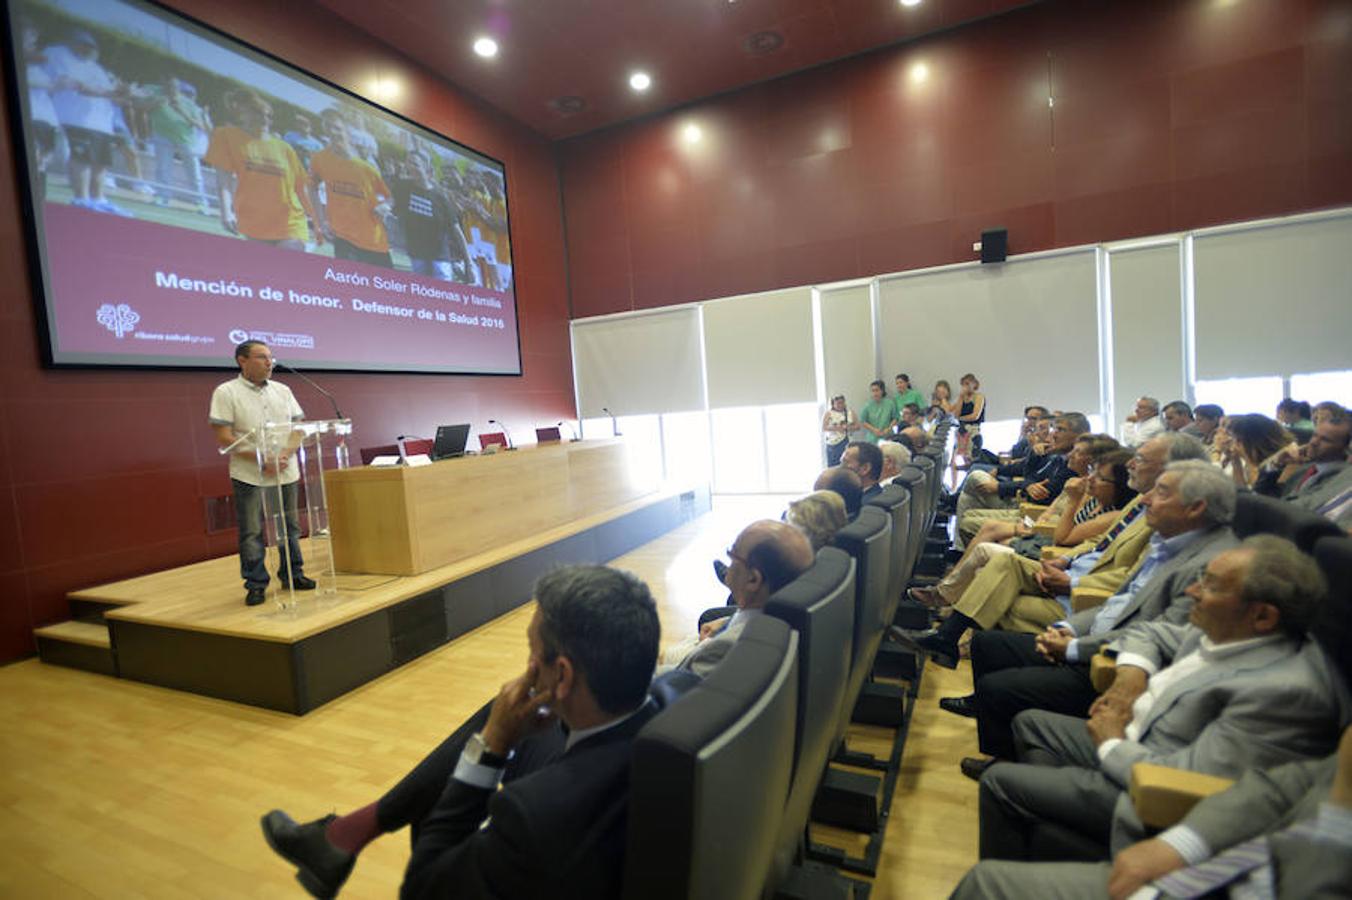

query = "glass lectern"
(221, 418), (353, 610)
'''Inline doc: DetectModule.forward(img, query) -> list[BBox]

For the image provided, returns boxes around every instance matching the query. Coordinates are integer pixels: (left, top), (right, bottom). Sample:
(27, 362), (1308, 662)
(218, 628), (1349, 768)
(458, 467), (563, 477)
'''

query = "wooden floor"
(0, 496), (979, 899)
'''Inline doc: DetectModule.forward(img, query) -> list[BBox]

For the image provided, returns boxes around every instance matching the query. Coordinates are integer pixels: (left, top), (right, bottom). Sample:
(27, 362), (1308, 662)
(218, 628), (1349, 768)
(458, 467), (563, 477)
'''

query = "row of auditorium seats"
(620, 422), (955, 897)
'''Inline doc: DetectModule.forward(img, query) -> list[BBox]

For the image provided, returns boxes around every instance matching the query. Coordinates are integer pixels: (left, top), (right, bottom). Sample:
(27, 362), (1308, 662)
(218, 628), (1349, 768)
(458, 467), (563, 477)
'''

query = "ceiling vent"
(743, 30), (784, 56)
(548, 95), (588, 116)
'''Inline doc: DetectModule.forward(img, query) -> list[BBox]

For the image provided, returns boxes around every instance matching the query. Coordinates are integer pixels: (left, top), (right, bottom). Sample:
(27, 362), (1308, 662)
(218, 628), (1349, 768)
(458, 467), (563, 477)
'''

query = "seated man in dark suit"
(841, 440), (885, 501)
(951, 724), (1352, 899)
(1254, 412), (1351, 519)
(261, 565), (662, 900)
(977, 535), (1350, 863)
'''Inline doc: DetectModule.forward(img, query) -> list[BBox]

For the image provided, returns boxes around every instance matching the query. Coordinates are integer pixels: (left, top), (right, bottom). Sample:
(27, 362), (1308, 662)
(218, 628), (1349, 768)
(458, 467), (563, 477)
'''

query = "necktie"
(1092, 502), (1145, 553)
(1294, 465), (1318, 493)
(1151, 818), (1319, 899)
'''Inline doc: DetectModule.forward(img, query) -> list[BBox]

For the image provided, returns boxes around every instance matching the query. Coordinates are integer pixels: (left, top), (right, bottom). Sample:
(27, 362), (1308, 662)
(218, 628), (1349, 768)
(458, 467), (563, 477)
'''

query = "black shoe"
(246, 587), (267, 606)
(261, 810), (355, 899)
(939, 694), (978, 718)
(712, 559), (728, 585)
(286, 575), (318, 590)
(960, 756), (996, 782)
(887, 626), (959, 669)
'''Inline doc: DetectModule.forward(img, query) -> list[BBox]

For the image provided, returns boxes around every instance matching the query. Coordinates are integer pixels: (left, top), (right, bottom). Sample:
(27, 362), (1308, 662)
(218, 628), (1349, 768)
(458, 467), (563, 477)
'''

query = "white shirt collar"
(563, 699), (652, 753)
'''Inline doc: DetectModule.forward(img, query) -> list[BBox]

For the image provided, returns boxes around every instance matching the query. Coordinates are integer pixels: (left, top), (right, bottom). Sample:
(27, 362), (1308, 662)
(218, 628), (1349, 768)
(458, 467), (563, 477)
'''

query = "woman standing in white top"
(822, 393), (858, 466)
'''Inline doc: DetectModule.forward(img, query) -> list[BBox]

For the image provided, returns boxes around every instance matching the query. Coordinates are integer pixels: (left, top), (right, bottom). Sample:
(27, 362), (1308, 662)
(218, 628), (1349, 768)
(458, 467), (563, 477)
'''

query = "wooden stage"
(37, 481), (710, 714)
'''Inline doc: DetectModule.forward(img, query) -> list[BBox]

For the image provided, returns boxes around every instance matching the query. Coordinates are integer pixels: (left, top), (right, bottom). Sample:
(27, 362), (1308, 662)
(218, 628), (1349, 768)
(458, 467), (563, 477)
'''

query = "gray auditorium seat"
(763, 547), (856, 885)
(864, 484), (910, 615)
(830, 504), (891, 741)
(892, 465), (929, 578)
(623, 616), (799, 900)
(1233, 491), (1342, 551)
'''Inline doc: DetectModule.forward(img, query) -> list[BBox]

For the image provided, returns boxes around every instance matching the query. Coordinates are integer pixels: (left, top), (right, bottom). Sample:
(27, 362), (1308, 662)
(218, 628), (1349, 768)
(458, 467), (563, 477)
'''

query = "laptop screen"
(432, 424), (471, 460)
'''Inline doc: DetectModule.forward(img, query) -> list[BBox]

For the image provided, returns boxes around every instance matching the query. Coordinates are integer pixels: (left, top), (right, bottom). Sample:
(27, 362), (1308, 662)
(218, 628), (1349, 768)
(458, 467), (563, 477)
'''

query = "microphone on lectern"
(558, 421), (579, 442)
(601, 407), (622, 437)
(273, 360), (343, 419)
(488, 418), (516, 450)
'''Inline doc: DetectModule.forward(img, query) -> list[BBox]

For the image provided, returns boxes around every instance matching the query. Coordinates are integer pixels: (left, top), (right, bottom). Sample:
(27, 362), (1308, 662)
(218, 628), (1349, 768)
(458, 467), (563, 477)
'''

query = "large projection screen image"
(4, 0), (522, 374)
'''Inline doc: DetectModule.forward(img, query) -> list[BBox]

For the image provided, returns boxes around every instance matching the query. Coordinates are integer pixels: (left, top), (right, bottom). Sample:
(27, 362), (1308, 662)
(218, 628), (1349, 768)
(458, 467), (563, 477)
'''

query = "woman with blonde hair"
(786, 490), (848, 551)
(927, 379), (955, 429)
(951, 373), (986, 479)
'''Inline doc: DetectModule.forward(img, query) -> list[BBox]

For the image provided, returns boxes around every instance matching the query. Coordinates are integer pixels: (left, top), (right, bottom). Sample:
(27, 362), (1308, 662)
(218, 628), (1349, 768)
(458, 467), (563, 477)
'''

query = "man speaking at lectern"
(209, 340), (313, 606)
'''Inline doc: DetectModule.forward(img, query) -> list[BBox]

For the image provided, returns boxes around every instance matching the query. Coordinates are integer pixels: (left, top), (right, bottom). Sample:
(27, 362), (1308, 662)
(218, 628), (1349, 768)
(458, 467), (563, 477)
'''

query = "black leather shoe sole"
(245, 589), (267, 606)
(939, 695), (978, 718)
(960, 756), (996, 782)
(887, 627), (959, 669)
(260, 811), (352, 900)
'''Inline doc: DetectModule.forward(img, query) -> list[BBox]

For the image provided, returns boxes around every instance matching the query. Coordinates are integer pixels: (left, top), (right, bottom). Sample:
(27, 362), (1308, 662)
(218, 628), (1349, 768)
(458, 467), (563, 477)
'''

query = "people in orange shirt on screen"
(309, 108), (394, 268)
(202, 90), (314, 250)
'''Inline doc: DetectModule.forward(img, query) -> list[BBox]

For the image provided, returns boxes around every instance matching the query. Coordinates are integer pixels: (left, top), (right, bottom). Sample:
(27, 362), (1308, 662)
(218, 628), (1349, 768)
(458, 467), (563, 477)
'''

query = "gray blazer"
(669, 609), (761, 679)
(1100, 622), (1351, 787)
(1180, 753), (1351, 899)
(1067, 526), (1238, 658)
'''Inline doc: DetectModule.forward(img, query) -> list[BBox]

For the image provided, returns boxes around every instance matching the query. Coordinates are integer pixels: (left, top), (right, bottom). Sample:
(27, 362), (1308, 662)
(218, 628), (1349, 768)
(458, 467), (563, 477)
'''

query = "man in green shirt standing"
(145, 77), (211, 213)
(860, 379), (897, 443)
(894, 373), (926, 424)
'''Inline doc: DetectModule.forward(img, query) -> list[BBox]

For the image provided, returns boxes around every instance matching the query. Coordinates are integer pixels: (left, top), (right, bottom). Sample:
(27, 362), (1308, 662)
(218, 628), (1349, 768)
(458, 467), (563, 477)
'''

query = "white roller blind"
(819, 285), (876, 409)
(703, 288), (816, 408)
(571, 308), (705, 417)
(1110, 244), (1184, 423)
(878, 252), (1100, 422)
(1194, 214), (1352, 379)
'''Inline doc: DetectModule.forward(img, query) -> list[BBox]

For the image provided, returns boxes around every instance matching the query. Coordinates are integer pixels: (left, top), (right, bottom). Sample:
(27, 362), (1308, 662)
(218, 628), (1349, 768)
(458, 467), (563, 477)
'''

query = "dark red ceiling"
(314, 0), (1040, 140)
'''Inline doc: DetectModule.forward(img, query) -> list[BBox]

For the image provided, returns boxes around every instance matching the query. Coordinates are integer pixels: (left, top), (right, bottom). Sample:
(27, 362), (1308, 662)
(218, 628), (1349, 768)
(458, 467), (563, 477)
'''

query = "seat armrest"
(1071, 586), (1113, 613)
(1041, 545), (1074, 560)
(1130, 763), (1236, 829)
(1090, 652), (1117, 693)
(1019, 502), (1050, 518)
(1033, 522), (1058, 538)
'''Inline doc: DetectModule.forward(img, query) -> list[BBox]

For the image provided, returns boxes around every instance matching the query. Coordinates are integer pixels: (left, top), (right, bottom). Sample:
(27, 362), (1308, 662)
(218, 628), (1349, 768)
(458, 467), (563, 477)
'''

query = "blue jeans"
(233, 479), (304, 590)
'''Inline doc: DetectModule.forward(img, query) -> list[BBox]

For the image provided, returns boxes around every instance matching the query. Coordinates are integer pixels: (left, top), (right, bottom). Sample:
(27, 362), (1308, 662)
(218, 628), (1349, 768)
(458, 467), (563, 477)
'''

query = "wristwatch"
(464, 732), (511, 769)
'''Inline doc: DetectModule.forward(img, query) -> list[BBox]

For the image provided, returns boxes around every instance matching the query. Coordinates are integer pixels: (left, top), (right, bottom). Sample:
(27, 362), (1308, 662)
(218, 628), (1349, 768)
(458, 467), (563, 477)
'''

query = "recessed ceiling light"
(900, 0), (923, 7)
(909, 62), (929, 84)
(682, 123), (703, 144)
(473, 36), (498, 58)
(629, 71), (652, 92)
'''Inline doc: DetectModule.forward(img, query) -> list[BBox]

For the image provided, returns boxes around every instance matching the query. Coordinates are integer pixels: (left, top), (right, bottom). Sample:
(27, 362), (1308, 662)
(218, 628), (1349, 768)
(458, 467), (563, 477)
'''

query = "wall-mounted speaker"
(980, 228), (1008, 264)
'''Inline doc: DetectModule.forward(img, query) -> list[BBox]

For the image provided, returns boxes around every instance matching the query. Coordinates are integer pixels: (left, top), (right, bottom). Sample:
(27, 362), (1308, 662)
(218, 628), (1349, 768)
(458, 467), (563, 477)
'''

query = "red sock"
(325, 802), (380, 855)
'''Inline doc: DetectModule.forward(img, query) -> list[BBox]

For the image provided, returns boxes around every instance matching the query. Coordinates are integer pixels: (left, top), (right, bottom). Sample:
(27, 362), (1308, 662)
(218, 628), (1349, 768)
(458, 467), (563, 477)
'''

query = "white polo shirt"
(209, 375), (304, 486)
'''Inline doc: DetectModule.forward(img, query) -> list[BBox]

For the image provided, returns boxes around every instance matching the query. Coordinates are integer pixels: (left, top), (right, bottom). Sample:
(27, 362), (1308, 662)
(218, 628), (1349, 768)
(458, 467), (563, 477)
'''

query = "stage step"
(34, 620), (117, 677)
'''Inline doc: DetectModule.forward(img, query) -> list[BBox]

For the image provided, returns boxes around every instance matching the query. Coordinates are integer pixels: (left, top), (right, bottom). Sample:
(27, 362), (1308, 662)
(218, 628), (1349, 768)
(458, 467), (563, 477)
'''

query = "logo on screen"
(228, 329), (250, 343)
(96, 303), (141, 339)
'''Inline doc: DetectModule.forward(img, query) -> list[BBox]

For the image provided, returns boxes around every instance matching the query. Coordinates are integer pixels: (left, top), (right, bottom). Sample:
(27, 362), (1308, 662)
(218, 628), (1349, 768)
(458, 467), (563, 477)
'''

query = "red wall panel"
(559, 0), (1352, 318)
(0, 0), (572, 661)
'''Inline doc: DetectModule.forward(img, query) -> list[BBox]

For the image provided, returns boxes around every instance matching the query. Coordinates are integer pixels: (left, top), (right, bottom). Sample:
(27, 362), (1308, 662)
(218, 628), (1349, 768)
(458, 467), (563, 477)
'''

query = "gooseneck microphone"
(558, 420), (579, 442)
(601, 407), (622, 437)
(273, 360), (343, 419)
(488, 418), (516, 450)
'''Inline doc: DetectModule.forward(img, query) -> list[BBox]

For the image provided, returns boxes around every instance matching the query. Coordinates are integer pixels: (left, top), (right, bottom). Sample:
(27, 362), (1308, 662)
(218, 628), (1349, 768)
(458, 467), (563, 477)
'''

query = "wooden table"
(323, 439), (658, 575)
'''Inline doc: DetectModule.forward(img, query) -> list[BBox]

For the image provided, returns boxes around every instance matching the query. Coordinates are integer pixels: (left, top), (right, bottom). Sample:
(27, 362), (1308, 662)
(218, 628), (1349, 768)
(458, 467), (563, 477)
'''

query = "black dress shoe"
(245, 587), (267, 606)
(287, 575), (318, 590)
(712, 559), (728, 585)
(887, 626), (958, 669)
(939, 694), (978, 718)
(261, 810), (355, 899)
(960, 756), (996, 782)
